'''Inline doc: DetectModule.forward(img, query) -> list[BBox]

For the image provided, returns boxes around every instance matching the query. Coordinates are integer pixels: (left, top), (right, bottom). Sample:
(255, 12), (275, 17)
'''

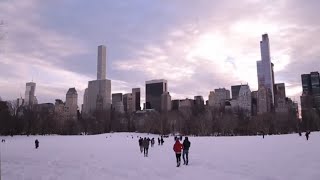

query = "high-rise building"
(171, 100), (180, 110)
(208, 91), (215, 107)
(161, 92), (171, 112)
(112, 93), (123, 105)
(238, 85), (252, 115)
(257, 34), (275, 104)
(132, 88), (141, 111)
(257, 86), (271, 114)
(65, 88), (78, 120)
(97, 45), (106, 80)
(194, 96), (205, 110)
(86, 45), (111, 114)
(301, 74), (312, 95)
(112, 93), (124, 113)
(251, 91), (258, 116)
(24, 82), (36, 106)
(123, 93), (133, 113)
(145, 79), (167, 112)
(213, 88), (230, 108)
(231, 85), (242, 100)
(310, 72), (320, 95)
(82, 88), (88, 114)
(274, 83), (287, 112)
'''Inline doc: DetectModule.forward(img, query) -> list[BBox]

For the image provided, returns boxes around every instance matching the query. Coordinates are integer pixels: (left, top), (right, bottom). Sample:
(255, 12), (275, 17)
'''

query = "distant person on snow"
(158, 138), (161, 145)
(143, 137), (150, 157)
(182, 137), (191, 165)
(161, 137), (164, 145)
(35, 139), (39, 149)
(139, 138), (143, 153)
(173, 139), (183, 167)
(151, 138), (155, 147)
(1, 139), (5, 143)
(262, 131), (265, 139)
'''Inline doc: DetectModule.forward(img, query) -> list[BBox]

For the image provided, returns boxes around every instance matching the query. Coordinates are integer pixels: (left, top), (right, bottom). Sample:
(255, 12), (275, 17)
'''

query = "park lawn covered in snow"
(1, 132), (320, 180)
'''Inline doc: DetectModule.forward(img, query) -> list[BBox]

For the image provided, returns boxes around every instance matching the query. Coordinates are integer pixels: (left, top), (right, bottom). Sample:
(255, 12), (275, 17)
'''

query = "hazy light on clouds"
(1, 0), (320, 107)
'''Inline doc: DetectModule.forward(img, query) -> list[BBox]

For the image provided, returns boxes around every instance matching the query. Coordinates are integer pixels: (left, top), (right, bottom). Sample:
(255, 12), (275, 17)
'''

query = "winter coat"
(139, 139), (143, 146)
(183, 139), (191, 151)
(173, 141), (183, 154)
(143, 139), (150, 148)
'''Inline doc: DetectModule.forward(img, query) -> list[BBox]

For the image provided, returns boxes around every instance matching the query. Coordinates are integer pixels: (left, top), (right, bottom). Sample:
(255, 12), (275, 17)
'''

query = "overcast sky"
(0, 0), (319, 106)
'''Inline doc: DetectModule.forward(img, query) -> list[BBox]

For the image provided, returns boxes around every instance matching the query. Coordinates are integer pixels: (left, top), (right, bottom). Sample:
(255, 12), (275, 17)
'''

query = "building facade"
(24, 82), (36, 106)
(65, 88), (78, 120)
(84, 45), (112, 115)
(145, 79), (167, 112)
(274, 83), (287, 113)
(97, 45), (106, 80)
(257, 34), (275, 105)
(238, 85), (252, 115)
(123, 93), (133, 113)
(161, 92), (171, 112)
(132, 88), (141, 111)
(112, 93), (124, 113)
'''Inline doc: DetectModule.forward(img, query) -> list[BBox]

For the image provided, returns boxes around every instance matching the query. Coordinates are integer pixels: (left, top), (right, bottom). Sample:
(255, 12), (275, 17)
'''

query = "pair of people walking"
(173, 137), (191, 167)
(139, 137), (150, 157)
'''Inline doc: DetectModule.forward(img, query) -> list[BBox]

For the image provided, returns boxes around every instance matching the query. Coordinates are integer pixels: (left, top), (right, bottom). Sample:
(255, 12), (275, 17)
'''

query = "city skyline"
(1, 1), (319, 106)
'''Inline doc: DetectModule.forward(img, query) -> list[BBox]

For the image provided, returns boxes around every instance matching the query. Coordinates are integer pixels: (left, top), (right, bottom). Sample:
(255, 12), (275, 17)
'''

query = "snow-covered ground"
(1, 132), (320, 180)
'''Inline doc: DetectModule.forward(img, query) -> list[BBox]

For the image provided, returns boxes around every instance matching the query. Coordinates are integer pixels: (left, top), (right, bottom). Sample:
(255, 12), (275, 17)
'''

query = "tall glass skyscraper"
(257, 34), (274, 104)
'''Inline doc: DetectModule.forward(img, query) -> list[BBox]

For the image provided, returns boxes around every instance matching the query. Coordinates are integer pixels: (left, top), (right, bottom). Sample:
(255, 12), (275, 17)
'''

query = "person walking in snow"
(182, 137), (191, 165)
(151, 138), (155, 147)
(139, 137), (143, 153)
(35, 139), (39, 149)
(173, 139), (183, 167)
(143, 137), (150, 157)
(262, 131), (265, 139)
(158, 137), (161, 145)
(161, 136), (164, 145)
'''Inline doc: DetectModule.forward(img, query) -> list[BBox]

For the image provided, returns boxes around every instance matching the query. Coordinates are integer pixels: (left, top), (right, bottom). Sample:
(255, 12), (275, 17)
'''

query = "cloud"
(1, 0), (320, 110)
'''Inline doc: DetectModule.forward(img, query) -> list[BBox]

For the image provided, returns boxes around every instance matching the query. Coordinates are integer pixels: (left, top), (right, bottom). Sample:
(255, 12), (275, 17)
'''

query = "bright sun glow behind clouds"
(231, 21), (280, 36)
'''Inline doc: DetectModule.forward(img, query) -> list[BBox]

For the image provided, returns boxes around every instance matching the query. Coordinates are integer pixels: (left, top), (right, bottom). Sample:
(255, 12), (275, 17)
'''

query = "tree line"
(0, 100), (308, 136)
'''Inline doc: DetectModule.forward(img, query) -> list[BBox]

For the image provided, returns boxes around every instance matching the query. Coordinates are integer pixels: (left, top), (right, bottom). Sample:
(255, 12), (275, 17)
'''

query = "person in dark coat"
(262, 131), (265, 139)
(161, 137), (164, 145)
(173, 139), (183, 167)
(139, 138), (143, 153)
(143, 137), (150, 157)
(182, 137), (191, 165)
(35, 139), (39, 149)
(158, 137), (161, 145)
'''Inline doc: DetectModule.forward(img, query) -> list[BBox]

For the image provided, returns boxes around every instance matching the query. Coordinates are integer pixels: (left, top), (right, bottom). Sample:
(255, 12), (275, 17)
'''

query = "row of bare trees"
(0, 99), (304, 136)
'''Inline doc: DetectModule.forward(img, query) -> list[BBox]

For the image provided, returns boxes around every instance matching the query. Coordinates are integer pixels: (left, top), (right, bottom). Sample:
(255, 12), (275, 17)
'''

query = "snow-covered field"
(1, 132), (320, 180)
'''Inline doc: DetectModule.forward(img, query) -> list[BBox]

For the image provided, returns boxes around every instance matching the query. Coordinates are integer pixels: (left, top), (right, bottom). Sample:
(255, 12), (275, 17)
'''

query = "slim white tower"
(97, 45), (106, 80)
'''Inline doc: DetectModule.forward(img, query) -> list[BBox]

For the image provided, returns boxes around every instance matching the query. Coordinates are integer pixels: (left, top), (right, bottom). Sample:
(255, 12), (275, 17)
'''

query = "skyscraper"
(146, 79), (167, 112)
(97, 45), (106, 80)
(65, 88), (78, 120)
(132, 88), (141, 111)
(257, 34), (274, 104)
(85, 45), (111, 114)
(274, 83), (286, 112)
(112, 93), (124, 113)
(310, 72), (320, 95)
(238, 85), (252, 115)
(24, 82), (36, 106)
(301, 74), (312, 95)
(161, 92), (172, 112)
(123, 93), (133, 113)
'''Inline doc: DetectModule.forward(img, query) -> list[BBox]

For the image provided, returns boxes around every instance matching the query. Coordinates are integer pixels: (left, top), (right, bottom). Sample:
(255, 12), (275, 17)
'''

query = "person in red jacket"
(173, 139), (183, 167)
